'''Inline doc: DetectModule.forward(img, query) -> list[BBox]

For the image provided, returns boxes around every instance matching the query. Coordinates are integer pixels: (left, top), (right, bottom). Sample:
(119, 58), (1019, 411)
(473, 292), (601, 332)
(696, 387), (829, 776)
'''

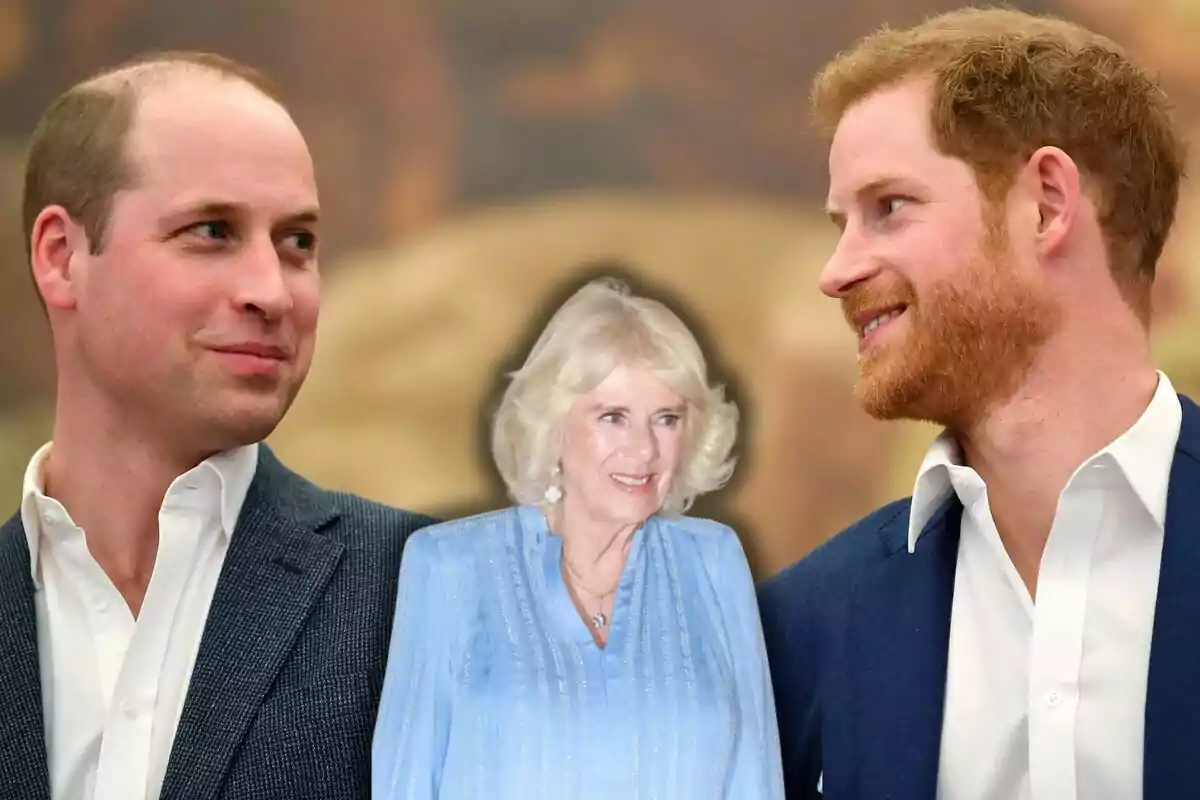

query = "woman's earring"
(544, 463), (563, 503)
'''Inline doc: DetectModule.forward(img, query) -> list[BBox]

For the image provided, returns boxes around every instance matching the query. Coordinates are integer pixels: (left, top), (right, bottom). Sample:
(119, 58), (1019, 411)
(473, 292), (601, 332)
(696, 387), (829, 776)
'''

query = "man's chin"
(854, 370), (930, 423)
(204, 397), (293, 447)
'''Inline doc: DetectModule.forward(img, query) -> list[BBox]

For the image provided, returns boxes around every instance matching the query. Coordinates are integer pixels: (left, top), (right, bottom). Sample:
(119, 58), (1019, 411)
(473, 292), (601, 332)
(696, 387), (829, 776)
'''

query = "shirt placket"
(91, 498), (207, 800)
(1028, 474), (1105, 800)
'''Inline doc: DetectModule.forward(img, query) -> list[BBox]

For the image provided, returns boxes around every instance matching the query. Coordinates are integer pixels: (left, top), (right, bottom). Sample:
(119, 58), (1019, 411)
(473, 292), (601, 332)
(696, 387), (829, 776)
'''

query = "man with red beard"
(758, 8), (1200, 800)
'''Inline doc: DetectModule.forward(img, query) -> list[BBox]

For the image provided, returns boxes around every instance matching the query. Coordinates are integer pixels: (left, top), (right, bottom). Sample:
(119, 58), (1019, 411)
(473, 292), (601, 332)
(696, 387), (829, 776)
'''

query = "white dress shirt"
(907, 373), (1182, 800)
(21, 442), (259, 800)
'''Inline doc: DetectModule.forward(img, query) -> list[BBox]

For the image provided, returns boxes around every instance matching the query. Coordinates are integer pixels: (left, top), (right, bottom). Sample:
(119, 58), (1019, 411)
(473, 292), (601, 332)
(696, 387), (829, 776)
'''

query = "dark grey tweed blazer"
(0, 445), (437, 800)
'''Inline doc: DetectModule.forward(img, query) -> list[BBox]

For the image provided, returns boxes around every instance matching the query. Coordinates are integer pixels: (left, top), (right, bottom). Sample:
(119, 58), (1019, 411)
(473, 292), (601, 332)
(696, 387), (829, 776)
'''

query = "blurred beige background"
(0, 0), (1196, 578)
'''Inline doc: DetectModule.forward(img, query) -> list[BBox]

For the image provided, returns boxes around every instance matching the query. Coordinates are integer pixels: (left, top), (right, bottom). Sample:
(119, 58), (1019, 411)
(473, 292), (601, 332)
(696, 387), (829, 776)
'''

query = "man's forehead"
(833, 92), (928, 160)
(826, 93), (948, 203)
(123, 80), (313, 182)
(130, 75), (296, 141)
(117, 124), (317, 221)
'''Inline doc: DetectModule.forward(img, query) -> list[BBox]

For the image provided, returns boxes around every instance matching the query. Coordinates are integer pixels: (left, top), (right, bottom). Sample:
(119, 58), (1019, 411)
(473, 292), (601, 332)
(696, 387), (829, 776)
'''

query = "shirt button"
(1046, 690), (1062, 708)
(92, 597), (108, 613)
(120, 699), (139, 719)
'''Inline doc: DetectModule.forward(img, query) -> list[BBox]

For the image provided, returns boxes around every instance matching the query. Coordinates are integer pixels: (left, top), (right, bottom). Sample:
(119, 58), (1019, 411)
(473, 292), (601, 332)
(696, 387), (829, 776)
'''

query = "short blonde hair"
(812, 7), (1184, 310)
(491, 277), (738, 516)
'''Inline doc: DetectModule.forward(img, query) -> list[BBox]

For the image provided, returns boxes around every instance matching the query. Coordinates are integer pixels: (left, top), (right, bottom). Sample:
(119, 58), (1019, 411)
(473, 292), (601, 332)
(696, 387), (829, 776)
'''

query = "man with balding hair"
(1, 52), (434, 800)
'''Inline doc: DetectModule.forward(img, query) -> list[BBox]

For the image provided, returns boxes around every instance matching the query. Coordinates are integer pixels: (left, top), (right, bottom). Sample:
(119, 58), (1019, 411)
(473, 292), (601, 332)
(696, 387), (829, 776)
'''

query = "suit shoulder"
(759, 497), (910, 603)
(326, 490), (439, 542)
(757, 498), (911, 697)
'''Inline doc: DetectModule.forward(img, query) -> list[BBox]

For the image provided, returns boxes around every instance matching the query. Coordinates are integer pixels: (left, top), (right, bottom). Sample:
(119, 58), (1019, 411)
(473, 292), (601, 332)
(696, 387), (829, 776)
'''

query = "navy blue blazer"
(0, 445), (436, 800)
(758, 393), (1200, 800)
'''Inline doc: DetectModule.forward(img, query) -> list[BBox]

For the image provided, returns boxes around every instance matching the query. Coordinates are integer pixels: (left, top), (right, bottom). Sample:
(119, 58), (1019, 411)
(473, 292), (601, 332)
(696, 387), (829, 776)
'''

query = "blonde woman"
(372, 278), (784, 799)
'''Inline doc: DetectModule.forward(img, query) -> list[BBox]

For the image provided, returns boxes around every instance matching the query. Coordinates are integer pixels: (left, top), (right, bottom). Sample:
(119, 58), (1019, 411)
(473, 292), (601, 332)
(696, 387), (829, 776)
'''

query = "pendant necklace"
(561, 555), (618, 629)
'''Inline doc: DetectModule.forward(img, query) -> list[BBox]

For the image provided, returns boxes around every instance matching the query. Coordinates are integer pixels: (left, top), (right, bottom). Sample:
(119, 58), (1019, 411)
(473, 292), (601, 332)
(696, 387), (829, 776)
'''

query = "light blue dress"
(371, 505), (785, 800)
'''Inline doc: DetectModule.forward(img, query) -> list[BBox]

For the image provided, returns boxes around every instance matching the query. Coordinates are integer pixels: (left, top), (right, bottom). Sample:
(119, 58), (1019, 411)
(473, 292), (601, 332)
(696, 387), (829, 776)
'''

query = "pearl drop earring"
(544, 463), (563, 504)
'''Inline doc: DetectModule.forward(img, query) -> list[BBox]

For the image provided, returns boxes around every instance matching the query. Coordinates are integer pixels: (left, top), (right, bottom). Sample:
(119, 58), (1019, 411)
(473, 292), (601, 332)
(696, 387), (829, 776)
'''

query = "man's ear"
(30, 206), (88, 310)
(1022, 145), (1082, 262)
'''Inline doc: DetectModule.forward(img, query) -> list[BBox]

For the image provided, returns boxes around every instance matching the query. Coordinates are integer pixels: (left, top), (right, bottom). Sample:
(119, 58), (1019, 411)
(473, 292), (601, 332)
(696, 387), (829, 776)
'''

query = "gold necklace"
(561, 555), (618, 629)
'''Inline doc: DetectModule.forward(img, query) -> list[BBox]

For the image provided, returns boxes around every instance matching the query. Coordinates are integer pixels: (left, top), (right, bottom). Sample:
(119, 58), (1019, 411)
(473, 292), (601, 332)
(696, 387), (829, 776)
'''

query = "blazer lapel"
(847, 499), (961, 800)
(0, 514), (50, 799)
(1143, 395), (1200, 799)
(159, 448), (345, 800)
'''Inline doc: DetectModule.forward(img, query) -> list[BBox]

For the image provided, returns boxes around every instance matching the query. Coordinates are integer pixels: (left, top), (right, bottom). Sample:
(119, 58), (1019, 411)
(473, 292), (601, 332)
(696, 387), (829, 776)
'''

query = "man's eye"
(186, 220), (232, 240)
(281, 231), (317, 251)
